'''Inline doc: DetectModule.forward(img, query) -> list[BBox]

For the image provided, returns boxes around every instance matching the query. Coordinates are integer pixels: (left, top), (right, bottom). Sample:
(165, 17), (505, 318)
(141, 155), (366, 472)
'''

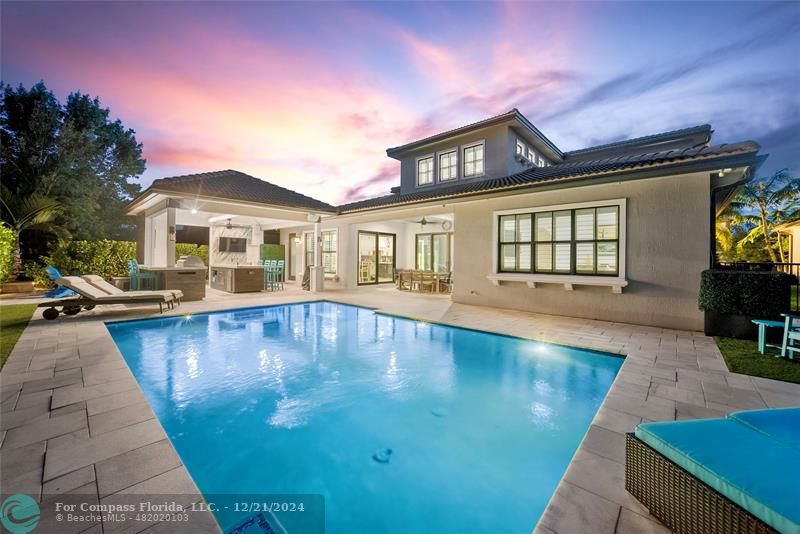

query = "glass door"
(416, 235), (432, 271)
(416, 233), (451, 272)
(377, 234), (395, 283)
(358, 231), (395, 285)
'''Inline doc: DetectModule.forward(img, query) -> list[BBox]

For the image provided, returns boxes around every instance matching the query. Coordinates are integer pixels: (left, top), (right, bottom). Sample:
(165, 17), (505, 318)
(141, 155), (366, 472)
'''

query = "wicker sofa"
(625, 408), (799, 534)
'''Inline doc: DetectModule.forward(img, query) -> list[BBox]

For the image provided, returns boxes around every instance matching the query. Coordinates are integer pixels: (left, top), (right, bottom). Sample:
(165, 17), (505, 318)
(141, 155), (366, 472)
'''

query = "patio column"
(309, 215), (324, 291)
(166, 205), (176, 267)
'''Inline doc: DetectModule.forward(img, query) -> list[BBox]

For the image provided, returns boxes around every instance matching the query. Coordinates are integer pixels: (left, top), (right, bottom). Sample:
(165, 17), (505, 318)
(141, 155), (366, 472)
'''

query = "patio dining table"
(397, 270), (451, 293)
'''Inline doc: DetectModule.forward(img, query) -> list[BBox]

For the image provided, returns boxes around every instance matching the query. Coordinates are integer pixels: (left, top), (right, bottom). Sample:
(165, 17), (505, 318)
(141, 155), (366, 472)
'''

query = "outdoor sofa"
(38, 276), (177, 319)
(626, 407), (800, 534)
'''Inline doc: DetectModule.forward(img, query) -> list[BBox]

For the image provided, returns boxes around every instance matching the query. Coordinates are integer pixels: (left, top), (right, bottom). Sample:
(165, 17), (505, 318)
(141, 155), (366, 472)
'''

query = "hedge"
(0, 223), (15, 285)
(24, 240), (209, 287)
(698, 270), (795, 317)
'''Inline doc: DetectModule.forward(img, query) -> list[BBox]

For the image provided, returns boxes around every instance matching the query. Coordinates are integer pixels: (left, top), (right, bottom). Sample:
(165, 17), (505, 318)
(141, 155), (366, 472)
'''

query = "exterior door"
(416, 233), (451, 272)
(358, 231), (395, 285)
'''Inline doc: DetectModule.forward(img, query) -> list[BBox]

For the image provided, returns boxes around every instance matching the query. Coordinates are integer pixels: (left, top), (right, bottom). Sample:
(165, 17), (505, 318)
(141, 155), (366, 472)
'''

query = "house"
(127, 109), (764, 330)
(775, 220), (800, 264)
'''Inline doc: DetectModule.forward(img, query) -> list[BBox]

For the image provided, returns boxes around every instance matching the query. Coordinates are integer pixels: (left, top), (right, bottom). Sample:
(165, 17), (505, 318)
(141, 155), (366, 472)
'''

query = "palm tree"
(0, 185), (70, 279)
(735, 169), (800, 263)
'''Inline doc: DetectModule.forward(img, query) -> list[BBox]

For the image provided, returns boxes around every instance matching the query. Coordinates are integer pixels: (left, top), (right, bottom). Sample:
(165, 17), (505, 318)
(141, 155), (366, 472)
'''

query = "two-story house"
(128, 108), (764, 330)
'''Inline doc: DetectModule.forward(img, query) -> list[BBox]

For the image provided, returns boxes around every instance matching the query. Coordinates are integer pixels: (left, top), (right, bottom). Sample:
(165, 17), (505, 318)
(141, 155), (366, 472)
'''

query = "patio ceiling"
(175, 207), (306, 230)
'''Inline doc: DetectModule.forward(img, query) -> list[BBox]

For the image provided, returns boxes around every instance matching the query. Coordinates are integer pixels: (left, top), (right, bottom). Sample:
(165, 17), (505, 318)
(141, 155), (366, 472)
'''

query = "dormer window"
(439, 150), (457, 181)
(417, 156), (434, 186)
(463, 142), (484, 177)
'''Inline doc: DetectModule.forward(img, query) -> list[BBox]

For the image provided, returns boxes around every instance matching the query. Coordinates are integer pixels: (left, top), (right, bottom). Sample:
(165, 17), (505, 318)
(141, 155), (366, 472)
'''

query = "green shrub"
(176, 243), (209, 266)
(22, 262), (51, 288)
(28, 240), (209, 287)
(699, 270), (795, 317)
(27, 240), (137, 287)
(0, 223), (15, 284)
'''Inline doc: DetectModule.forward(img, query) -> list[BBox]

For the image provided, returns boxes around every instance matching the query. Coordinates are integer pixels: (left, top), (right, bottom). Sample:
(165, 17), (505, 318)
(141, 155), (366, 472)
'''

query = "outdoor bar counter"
(139, 266), (206, 301)
(209, 265), (265, 293)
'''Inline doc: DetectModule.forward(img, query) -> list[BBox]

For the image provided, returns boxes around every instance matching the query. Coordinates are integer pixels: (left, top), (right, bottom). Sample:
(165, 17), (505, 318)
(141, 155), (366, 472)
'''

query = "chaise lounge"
(38, 276), (176, 320)
(81, 274), (183, 304)
(626, 407), (800, 534)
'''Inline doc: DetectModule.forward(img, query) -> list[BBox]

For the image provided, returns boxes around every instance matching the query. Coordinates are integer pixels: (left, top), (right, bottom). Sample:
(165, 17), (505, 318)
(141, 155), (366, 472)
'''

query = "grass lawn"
(715, 336), (800, 384)
(0, 304), (37, 370)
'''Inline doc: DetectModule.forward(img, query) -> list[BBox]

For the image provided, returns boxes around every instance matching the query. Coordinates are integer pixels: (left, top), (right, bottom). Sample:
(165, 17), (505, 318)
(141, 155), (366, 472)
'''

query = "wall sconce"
(169, 226), (176, 242)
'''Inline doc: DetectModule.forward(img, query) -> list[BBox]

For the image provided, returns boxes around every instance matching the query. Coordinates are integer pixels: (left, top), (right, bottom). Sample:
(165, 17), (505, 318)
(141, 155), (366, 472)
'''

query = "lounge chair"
(38, 276), (175, 320)
(44, 266), (76, 298)
(626, 407), (800, 534)
(81, 275), (183, 304)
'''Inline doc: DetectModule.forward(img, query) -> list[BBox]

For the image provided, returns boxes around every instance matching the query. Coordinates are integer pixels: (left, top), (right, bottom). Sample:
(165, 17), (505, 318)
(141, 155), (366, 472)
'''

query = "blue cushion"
(728, 408), (800, 451)
(635, 418), (800, 533)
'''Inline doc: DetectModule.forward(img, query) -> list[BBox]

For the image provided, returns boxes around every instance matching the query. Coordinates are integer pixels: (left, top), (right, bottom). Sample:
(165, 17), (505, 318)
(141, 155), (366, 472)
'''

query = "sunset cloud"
(2, 1), (798, 205)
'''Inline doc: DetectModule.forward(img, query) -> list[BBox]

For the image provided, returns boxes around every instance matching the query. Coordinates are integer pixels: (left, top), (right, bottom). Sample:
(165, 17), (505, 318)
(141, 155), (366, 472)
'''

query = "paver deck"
(2, 284), (799, 533)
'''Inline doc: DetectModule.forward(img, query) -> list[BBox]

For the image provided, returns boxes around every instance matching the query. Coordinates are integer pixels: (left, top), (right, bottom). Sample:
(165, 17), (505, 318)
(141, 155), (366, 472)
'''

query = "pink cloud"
(3, 2), (587, 205)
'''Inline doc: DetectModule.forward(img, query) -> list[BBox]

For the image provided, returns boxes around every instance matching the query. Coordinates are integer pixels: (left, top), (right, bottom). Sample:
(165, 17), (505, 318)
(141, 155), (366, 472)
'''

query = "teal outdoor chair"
(264, 260), (278, 291)
(276, 260), (285, 290)
(780, 313), (800, 359)
(128, 259), (158, 290)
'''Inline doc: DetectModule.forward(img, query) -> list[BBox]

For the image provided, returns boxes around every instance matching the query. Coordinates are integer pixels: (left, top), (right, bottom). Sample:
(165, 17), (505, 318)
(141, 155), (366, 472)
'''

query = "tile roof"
(386, 108), (562, 158)
(337, 141), (761, 213)
(146, 170), (337, 212)
(564, 124), (713, 159)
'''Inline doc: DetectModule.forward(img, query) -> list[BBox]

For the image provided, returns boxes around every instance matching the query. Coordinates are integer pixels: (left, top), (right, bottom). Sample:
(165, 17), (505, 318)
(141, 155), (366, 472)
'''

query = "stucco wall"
(451, 172), (712, 331)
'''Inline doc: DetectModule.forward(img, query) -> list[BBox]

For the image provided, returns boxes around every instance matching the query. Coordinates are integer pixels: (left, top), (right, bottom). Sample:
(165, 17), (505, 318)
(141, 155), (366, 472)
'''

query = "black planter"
(704, 311), (758, 340)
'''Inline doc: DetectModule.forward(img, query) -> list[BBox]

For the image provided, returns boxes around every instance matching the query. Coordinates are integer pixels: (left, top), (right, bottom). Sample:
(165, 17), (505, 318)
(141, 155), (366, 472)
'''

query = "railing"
(715, 262), (800, 311)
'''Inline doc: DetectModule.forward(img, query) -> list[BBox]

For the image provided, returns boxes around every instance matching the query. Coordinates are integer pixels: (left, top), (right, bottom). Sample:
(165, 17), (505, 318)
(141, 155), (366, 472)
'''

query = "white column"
(310, 219), (324, 291)
(166, 206), (176, 267)
(314, 221), (320, 267)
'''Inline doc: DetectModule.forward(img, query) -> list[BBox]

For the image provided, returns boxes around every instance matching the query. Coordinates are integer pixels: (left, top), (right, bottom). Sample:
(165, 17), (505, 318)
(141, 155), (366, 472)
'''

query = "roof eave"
(126, 188), (337, 216)
(385, 109), (563, 159)
(338, 149), (763, 215)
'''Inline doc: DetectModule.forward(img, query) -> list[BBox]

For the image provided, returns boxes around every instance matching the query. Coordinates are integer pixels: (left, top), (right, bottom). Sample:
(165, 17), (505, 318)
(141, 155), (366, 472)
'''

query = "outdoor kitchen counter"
(209, 265), (265, 293)
(139, 266), (206, 301)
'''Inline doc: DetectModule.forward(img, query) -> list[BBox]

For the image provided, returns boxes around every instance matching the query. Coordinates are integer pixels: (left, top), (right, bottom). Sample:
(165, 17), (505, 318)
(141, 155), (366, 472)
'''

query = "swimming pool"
(107, 301), (622, 533)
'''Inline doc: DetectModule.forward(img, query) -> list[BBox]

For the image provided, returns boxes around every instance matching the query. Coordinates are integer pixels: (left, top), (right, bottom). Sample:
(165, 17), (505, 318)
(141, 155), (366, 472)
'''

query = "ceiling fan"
(415, 216), (429, 227)
(222, 218), (249, 229)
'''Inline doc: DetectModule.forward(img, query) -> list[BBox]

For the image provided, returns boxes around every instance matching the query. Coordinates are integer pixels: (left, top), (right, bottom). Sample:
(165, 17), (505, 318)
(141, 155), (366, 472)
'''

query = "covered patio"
(126, 170), (338, 294)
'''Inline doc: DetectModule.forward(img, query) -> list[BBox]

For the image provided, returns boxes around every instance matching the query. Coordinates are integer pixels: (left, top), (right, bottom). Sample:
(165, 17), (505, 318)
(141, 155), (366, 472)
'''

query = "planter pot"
(1, 280), (35, 294)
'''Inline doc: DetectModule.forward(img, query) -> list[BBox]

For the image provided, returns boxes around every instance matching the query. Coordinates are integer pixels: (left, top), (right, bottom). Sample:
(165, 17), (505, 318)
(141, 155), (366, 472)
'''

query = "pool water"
(107, 301), (622, 533)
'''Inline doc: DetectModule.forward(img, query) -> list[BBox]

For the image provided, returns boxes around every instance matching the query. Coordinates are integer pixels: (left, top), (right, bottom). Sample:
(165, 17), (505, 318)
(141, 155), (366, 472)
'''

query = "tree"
(0, 81), (145, 260)
(733, 170), (799, 263)
(0, 185), (69, 278)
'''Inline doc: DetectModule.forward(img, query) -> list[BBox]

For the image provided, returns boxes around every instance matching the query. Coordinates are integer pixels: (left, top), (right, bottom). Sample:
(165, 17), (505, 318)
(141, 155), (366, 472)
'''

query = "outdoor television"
(219, 237), (247, 253)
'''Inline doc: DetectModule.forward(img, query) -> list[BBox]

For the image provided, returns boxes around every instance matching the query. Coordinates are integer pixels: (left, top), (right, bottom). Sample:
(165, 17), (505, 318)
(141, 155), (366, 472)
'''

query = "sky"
(2, 1), (799, 205)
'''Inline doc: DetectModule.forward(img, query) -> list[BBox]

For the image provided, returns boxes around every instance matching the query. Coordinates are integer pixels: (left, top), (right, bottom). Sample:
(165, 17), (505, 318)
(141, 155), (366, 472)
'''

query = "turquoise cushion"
(728, 408), (800, 451)
(635, 419), (800, 533)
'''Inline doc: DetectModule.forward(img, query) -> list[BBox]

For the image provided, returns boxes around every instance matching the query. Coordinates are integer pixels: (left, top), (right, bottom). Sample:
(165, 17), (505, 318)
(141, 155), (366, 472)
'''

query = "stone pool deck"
(2, 285), (799, 533)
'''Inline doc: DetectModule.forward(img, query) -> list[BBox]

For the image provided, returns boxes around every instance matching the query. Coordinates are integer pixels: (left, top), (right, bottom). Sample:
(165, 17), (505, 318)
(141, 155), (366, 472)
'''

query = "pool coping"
(2, 289), (799, 534)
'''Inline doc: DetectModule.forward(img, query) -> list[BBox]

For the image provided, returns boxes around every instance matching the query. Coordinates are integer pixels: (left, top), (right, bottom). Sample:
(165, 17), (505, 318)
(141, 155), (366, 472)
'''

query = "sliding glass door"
(416, 233), (451, 272)
(358, 231), (395, 285)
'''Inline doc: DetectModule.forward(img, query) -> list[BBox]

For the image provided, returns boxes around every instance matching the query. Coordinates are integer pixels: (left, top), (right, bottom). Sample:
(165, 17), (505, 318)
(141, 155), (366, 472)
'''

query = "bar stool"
(276, 260), (285, 290)
(128, 260), (157, 290)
